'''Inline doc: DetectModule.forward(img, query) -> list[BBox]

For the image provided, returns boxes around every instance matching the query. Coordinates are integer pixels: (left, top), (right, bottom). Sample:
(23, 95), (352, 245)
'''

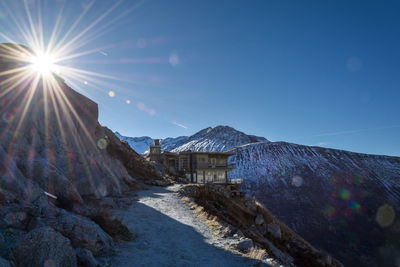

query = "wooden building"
(148, 142), (235, 183)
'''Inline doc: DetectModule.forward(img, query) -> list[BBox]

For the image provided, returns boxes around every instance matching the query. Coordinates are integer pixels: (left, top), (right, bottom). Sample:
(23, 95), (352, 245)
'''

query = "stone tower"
(149, 139), (161, 162)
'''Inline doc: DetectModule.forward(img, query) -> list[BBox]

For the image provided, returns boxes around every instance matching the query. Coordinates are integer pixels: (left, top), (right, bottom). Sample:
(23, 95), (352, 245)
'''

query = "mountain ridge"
(116, 125), (268, 154)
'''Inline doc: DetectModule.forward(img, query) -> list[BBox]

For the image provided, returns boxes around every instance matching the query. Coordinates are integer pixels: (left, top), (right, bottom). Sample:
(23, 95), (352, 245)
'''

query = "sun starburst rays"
(0, 0), (138, 198)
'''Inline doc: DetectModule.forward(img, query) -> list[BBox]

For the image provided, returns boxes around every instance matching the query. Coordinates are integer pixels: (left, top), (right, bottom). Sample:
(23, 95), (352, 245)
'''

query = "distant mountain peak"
(115, 125), (268, 154)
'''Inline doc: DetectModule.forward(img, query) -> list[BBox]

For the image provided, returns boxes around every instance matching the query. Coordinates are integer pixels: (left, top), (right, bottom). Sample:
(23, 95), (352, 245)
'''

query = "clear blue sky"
(1, 0), (399, 156)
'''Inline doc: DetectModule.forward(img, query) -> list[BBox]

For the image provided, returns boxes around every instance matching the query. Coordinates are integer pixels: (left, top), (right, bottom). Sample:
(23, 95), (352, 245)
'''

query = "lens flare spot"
(137, 102), (145, 110)
(339, 189), (351, 200)
(2, 112), (14, 123)
(376, 204), (396, 228)
(291, 175), (303, 187)
(84, 81), (88, 85)
(108, 91), (115, 97)
(97, 138), (108, 150)
(329, 175), (339, 185)
(169, 52), (179, 66)
(125, 99), (131, 104)
(349, 201), (361, 212)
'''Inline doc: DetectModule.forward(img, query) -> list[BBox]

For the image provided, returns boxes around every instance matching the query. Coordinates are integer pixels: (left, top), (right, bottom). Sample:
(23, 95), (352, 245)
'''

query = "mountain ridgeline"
(116, 126), (267, 154)
(118, 126), (400, 266)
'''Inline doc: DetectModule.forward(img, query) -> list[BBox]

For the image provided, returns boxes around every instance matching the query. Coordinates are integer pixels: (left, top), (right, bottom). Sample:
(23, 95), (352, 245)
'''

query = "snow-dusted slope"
(229, 141), (400, 266)
(114, 132), (154, 154)
(229, 141), (400, 198)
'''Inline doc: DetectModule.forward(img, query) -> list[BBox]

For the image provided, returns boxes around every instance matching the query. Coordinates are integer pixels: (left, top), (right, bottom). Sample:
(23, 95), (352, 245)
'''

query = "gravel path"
(110, 184), (259, 267)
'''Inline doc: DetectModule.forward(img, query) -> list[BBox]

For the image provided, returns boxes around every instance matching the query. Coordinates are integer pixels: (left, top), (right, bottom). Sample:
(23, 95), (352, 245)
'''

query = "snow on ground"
(109, 185), (261, 267)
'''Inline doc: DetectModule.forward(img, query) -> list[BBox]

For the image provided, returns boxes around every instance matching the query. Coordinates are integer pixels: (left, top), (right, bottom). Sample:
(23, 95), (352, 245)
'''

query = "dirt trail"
(110, 184), (260, 267)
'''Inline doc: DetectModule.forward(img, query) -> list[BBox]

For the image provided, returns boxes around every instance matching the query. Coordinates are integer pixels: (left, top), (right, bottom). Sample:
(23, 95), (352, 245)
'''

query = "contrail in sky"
(301, 125), (400, 138)
(99, 50), (108, 56)
(172, 121), (188, 130)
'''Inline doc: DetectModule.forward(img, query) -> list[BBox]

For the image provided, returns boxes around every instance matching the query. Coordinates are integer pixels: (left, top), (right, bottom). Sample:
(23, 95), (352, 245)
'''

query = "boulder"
(255, 214), (265, 225)
(29, 161), (84, 211)
(90, 212), (136, 241)
(0, 257), (10, 267)
(237, 238), (253, 253)
(2, 211), (28, 229)
(51, 210), (113, 256)
(221, 226), (235, 237)
(13, 227), (77, 267)
(233, 229), (244, 238)
(75, 248), (100, 267)
(257, 224), (267, 236)
(243, 199), (258, 213)
(267, 223), (282, 239)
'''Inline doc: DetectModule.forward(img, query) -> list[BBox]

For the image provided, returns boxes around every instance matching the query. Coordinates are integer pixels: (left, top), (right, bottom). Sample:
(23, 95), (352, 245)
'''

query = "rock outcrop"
(0, 43), (162, 265)
(179, 184), (343, 267)
(13, 227), (77, 267)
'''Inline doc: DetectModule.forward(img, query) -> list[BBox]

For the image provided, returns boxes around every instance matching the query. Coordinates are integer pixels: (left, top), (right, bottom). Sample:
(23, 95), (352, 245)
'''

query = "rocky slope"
(116, 125), (267, 154)
(229, 142), (400, 267)
(179, 184), (343, 267)
(0, 43), (161, 266)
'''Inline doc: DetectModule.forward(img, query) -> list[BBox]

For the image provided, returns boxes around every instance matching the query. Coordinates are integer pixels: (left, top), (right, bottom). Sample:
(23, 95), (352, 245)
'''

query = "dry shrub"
(180, 197), (190, 203)
(247, 247), (269, 261)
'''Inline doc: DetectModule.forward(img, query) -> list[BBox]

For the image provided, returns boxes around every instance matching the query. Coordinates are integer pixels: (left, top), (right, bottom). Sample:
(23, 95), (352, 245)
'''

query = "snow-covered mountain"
(167, 126), (268, 152)
(114, 132), (154, 154)
(115, 126), (267, 154)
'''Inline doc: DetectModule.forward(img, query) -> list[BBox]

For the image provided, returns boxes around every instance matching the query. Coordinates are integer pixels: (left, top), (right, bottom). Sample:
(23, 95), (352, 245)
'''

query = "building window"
(197, 171), (204, 183)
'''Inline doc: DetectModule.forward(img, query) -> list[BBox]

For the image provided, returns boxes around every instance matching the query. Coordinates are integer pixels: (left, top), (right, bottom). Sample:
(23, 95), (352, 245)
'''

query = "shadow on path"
(110, 185), (258, 267)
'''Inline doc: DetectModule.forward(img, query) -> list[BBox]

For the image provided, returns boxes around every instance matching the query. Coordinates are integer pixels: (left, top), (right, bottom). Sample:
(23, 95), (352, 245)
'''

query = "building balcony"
(196, 163), (231, 169)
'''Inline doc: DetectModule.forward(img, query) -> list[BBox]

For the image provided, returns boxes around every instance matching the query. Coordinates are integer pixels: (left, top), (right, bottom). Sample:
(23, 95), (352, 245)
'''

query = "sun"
(29, 51), (59, 77)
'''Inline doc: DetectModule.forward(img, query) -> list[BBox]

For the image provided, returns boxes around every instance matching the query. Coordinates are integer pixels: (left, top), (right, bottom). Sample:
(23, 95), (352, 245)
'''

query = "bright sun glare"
(29, 52), (58, 77)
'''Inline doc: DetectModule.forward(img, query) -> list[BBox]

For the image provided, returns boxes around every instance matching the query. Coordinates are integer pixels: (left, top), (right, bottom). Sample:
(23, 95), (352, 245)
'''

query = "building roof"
(163, 150), (235, 156)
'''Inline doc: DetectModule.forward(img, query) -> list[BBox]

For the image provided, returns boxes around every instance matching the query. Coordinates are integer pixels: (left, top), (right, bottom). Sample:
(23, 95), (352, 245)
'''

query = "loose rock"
(255, 214), (265, 225)
(51, 210), (113, 256)
(13, 227), (77, 267)
(76, 248), (100, 267)
(237, 238), (253, 253)
(267, 223), (282, 239)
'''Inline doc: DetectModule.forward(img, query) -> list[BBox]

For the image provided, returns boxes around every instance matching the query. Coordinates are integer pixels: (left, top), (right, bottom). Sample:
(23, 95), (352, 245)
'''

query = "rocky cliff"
(0, 43), (161, 266)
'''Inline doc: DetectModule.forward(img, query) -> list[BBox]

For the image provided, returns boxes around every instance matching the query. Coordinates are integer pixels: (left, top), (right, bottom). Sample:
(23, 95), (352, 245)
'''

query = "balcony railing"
(196, 163), (229, 169)
(228, 178), (243, 184)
